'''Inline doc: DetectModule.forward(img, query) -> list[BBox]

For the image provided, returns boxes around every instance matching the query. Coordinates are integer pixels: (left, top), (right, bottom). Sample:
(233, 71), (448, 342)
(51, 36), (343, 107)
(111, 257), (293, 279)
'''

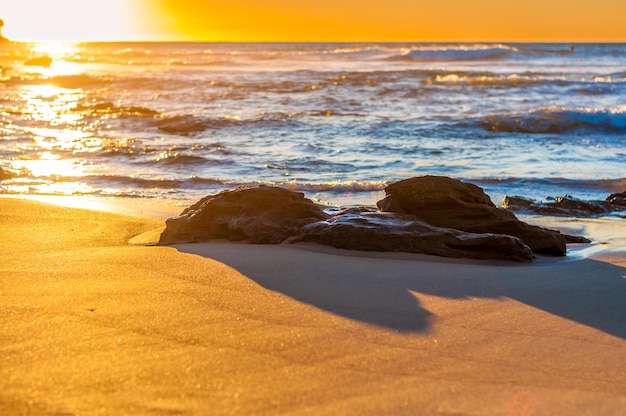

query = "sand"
(1, 197), (625, 415)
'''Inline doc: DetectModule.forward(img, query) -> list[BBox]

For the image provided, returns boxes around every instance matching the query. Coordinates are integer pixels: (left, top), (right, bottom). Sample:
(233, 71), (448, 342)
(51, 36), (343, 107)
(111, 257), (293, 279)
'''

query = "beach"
(1, 196), (625, 415)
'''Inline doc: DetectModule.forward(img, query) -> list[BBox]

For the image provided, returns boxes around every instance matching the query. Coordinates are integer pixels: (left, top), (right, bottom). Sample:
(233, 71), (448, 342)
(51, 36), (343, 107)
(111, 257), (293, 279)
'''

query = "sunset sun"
(1, 0), (157, 42)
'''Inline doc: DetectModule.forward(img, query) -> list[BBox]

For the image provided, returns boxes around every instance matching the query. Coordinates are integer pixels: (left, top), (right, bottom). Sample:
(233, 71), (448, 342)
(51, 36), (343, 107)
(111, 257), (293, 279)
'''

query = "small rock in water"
(606, 191), (626, 208)
(503, 193), (626, 217)
(0, 167), (15, 180)
(24, 55), (52, 67)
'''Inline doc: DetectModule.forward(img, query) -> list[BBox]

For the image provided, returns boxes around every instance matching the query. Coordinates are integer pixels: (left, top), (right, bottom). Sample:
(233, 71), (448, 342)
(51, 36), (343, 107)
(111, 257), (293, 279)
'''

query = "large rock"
(294, 208), (534, 262)
(158, 185), (329, 245)
(377, 176), (567, 255)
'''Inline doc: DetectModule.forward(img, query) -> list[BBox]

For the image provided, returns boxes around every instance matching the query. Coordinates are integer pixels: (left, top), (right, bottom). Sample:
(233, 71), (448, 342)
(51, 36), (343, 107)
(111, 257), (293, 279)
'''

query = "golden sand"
(1, 197), (625, 415)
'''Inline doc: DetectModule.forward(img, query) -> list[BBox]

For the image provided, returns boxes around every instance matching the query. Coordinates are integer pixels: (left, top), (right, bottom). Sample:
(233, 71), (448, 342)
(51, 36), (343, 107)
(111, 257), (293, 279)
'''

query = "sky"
(1, 0), (625, 42)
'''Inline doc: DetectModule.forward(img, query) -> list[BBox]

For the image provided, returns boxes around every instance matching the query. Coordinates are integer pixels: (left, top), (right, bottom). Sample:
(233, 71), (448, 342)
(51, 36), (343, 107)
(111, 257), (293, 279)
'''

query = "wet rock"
(564, 234), (592, 244)
(0, 167), (14, 180)
(158, 185), (329, 245)
(0, 18), (8, 43)
(294, 208), (534, 262)
(377, 176), (567, 256)
(503, 195), (611, 217)
(504, 192), (626, 217)
(606, 191), (626, 208)
(24, 55), (52, 67)
(501, 195), (537, 211)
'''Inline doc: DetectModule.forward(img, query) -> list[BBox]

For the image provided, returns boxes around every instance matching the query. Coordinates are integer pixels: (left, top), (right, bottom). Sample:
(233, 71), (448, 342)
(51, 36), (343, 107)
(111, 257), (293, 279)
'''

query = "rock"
(294, 208), (534, 262)
(548, 195), (610, 215)
(159, 179), (593, 261)
(377, 176), (567, 256)
(158, 185), (329, 245)
(24, 56), (52, 67)
(504, 192), (626, 217)
(564, 234), (592, 244)
(503, 195), (611, 217)
(0, 18), (8, 43)
(501, 195), (538, 212)
(0, 167), (14, 180)
(606, 191), (626, 208)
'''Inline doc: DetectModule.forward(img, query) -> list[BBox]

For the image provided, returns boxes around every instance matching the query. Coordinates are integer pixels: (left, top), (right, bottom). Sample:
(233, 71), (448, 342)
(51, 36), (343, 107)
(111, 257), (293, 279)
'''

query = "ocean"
(1, 42), (625, 209)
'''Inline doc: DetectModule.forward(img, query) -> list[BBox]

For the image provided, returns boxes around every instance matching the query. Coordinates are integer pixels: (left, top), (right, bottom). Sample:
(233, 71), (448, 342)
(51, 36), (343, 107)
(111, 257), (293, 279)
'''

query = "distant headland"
(0, 18), (9, 42)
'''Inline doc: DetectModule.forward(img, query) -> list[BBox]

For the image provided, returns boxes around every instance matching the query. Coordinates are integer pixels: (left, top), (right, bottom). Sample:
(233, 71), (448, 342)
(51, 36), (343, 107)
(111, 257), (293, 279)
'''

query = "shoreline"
(1, 196), (625, 414)
(3, 193), (624, 261)
(0, 194), (185, 220)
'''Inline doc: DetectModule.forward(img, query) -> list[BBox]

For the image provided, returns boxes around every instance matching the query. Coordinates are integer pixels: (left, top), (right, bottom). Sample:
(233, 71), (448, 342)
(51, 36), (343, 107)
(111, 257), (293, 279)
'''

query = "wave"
(423, 71), (626, 90)
(155, 113), (300, 135)
(425, 72), (566, 87)
(151, 153), (233, 167)
(50, 74), (112, 89)
(478, 107), (626, 134)
(74, 102), (160, 118)
(0, 172), (226, 190)
(471, 177), (626, 204)
(327, 45), (402, 56)
(474, 177), (626, 193)
(0, 170), (386, 201)
(391, 44), (517, 62)
(265, 157), (358, 174)
(276, 180), (386, 194)
(155, 115), (210, 135)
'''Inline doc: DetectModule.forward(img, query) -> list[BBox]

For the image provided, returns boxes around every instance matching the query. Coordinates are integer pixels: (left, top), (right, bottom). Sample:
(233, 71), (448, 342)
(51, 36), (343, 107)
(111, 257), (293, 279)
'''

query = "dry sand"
(1, 197), (625, 415)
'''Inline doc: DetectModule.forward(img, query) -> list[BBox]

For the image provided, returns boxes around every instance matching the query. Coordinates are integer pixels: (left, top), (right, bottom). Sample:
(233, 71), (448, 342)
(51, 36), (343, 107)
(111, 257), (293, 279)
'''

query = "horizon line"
(3, 38), (626, 44)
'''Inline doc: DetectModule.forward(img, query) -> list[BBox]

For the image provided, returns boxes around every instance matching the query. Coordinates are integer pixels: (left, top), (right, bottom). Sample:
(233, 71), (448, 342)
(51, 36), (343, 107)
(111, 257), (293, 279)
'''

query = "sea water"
(1, 42), (625, 208)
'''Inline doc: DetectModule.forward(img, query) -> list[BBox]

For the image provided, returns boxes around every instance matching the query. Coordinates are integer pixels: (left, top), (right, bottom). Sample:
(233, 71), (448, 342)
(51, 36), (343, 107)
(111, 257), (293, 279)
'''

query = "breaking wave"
(391, 44), (517, 62)
(478, 107), (626, 134)
(424, 71), (626, 91)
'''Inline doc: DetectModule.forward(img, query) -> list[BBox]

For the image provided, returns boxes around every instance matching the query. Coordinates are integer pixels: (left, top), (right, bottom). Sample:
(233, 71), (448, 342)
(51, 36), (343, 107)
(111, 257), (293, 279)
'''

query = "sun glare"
(2, 0), (144, 42)
(32, 42), (77, 57)
(11, 83), (91, 188)
(27, 42), (84, 77)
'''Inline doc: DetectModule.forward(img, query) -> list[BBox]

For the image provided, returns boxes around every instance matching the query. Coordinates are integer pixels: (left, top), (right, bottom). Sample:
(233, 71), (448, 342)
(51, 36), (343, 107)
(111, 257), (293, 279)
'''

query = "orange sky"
(2, 0), (625, 42)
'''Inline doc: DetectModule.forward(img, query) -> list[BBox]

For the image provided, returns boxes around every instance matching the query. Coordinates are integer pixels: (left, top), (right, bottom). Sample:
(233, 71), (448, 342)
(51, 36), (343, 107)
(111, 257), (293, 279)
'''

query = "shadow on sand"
(176, 243), (626, 339)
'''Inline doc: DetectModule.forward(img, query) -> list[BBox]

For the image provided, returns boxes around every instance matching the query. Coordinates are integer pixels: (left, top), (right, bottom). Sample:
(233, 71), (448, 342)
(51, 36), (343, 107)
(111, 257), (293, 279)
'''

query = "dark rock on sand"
(377, 176), (567, 256)
(159, 179), (592, 261)
(159, 187), (534, 262)
(158, 185), (329, 245)
(294, 208), (534, 262)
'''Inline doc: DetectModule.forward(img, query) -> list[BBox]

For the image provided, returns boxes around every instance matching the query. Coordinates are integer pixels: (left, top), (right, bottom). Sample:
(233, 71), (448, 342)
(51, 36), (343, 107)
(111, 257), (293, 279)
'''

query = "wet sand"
(1, 197), (625, 415)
